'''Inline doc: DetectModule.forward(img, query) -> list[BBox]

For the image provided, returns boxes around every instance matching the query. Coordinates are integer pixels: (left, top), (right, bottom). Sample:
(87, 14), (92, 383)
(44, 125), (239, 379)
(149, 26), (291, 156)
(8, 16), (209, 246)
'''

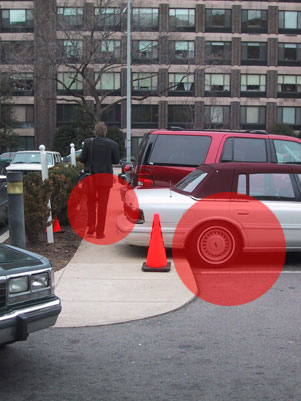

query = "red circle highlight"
(172, 192), (286, 306)
(67, 173), (138, 245)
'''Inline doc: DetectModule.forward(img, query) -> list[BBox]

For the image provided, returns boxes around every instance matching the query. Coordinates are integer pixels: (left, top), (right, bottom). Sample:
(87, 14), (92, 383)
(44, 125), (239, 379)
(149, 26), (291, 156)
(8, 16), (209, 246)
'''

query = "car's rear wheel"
(187, 222), (241, 268)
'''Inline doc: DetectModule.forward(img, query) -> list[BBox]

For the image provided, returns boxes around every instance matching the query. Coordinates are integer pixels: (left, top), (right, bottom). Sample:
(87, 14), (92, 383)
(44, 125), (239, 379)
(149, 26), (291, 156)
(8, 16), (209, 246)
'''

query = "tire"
(187, 222), (241, 268)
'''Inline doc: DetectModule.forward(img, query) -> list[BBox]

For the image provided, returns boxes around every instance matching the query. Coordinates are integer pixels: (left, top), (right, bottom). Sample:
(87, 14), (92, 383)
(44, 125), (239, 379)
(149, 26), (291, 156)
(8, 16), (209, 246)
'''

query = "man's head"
(94, 121), (107, 137)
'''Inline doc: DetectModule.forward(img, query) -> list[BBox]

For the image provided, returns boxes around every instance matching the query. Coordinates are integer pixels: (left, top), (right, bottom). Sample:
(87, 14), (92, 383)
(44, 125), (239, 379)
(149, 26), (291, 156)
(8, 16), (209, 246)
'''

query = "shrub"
(23, 164), (82, 242)
(270, 123), (296, 137)
(49, 163), (82, 225)
(23, 173), (52, 243)
(53, 109), (94, 155)
(107, 126), (126, 158)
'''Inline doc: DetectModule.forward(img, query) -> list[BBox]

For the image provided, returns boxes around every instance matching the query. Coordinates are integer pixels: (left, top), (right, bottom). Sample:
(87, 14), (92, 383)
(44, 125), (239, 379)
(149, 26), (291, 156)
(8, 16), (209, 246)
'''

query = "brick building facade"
(0, 1), (300, 153)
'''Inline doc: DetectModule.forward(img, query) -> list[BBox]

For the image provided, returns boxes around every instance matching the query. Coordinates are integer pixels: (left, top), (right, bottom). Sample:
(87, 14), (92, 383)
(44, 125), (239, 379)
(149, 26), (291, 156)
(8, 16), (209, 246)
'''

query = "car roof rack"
(162, 128), (269, 135)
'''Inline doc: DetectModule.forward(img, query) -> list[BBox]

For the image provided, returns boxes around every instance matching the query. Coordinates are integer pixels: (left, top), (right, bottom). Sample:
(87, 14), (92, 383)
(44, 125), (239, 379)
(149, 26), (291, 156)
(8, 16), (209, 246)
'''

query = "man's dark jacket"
(80, 136), (120, 175)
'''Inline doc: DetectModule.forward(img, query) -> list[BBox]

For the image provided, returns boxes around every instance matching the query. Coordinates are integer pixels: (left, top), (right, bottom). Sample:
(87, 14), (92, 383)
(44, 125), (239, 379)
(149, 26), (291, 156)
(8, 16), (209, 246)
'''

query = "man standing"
(80, 121), (120, 239)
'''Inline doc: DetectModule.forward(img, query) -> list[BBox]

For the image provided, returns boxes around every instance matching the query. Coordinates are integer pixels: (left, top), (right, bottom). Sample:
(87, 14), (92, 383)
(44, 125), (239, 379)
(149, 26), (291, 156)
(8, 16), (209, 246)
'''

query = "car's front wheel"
(187, 222), (241, 268)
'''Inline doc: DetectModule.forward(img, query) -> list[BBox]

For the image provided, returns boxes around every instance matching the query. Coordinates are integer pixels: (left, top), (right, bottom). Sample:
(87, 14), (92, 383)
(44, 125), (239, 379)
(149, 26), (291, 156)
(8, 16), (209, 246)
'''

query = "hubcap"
(198, 226), (235, 264)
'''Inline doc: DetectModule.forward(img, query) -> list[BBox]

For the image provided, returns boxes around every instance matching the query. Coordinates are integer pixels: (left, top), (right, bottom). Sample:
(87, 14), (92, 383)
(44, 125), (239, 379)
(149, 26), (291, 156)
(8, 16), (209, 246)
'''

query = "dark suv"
(128, 130), (301, 188)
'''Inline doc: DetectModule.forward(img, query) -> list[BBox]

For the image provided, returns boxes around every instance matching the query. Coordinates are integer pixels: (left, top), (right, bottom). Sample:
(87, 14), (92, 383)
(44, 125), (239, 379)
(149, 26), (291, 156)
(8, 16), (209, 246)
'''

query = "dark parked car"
(0, 152), (16, 168)
(0, 244), (61, 346)
(62, 149), (82, 163)
(127, 130), (301, 188)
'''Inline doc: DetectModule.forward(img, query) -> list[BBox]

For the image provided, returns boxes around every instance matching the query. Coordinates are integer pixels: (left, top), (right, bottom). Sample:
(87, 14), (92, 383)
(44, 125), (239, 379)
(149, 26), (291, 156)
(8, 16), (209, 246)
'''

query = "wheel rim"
(197, 226), (236, 265)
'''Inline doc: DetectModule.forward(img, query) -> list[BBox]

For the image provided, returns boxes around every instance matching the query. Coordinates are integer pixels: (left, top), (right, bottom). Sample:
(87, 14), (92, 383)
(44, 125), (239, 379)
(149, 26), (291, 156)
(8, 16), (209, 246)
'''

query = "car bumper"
(116, 213), (185, 248)
(0, 297), (61, 345)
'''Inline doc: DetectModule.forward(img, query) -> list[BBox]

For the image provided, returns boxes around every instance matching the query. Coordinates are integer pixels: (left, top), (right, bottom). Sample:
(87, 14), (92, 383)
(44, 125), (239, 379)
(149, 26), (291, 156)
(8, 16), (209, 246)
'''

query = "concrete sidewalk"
(54, 240), (196, 328)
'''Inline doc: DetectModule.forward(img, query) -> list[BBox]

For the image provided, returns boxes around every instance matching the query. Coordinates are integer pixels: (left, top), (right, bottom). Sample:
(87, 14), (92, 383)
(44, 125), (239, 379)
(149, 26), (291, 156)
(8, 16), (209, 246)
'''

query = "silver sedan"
(117, 162), (301, 267)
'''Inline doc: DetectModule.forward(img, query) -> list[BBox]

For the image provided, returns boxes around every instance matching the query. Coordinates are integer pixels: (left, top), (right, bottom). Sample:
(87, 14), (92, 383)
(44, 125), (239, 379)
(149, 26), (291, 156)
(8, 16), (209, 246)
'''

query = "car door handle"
(236, 210), (249, 216)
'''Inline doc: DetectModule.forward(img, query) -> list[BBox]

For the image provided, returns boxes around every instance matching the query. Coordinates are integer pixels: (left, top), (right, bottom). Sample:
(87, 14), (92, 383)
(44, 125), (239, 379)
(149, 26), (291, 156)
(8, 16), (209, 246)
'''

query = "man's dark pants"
(87, 178), (111, 236)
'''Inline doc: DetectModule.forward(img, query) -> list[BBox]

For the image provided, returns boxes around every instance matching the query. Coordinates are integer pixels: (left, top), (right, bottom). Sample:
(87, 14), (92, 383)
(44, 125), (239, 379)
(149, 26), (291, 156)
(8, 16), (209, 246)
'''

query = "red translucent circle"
(67, 173), (138, 245)
(172, 192), (286, 306)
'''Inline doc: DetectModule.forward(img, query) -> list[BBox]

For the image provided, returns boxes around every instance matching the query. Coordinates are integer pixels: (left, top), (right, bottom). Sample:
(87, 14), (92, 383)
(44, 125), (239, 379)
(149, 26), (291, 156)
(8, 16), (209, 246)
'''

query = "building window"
(102, 104), (121, 127)
(278, 43), (301, 66)
(16, 136), (35, 151)
(132, 8), (159, 31)
(240, 74), (266, 97)
(0, 41), (34, 64)
(168, 105), (195, 129)
(132, 105), (158, 128)
(205, 42), (232, 65)
(95, 8), (121, 30)
(10, 73), (34, 96)
(240, 106), (266, 129)
(169, 9), (195, 32)
(241, 10), (267, 33)
(168, 74), (194, 96)
(277, 75), (301, 97)
(279, 11), (301, 33)
(57, 104), (80, 125)
(57, 72), (83, 94)
(169, 41), (195, 64)
(58, 40), (83, 63)
(241, 42), (267, 65)
(205, 74), (230, 96)
(57, 8), (84, 29)
(132, 72), (158, 94)
(95, 72), (121, 94)
(12, 105), (34, 128)
(277, 107), (301, 128)
(94, 40), (121, 63)
(204, 106), (230, 129)
(132, 41), (158, 63)
(1, 9), (34, 33)
(205, 9), (232, 33)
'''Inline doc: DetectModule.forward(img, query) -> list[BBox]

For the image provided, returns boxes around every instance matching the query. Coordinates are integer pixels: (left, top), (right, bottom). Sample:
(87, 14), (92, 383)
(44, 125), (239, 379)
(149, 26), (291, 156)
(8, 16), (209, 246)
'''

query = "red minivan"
(128, 130), (301, 188)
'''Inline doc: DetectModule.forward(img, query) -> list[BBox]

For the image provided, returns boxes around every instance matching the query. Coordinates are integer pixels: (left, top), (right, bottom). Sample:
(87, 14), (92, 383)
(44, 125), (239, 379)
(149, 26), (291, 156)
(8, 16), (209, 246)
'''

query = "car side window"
(221, 138), (267, 162)
(249, 173), (295, 200)
(273, 140), (301, 164)
(237, 174), (247, 194)
(149, 135), (212, 166)
(137, 133), (150, 164)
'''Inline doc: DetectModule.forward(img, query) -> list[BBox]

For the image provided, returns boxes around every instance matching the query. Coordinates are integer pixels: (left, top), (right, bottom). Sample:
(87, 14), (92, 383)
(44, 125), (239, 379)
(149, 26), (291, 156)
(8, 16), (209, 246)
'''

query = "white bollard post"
(39, 145), (54, 244)
(70, 143), (76, 167)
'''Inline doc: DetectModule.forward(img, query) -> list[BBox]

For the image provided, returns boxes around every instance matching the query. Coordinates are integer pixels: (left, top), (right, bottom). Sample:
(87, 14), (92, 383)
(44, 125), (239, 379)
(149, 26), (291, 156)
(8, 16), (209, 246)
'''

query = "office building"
(0, 0), (300, 152)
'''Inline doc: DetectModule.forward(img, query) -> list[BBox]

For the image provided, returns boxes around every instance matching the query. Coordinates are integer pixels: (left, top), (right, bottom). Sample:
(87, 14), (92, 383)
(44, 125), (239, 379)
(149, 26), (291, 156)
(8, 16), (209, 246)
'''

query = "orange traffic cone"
(142, 213), (171, 272)
(53, 216), (61, 233)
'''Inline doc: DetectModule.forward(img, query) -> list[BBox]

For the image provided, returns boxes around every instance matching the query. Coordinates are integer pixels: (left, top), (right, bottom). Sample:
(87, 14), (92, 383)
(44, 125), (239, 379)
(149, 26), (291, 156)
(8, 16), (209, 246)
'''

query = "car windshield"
(0, 245), (42, 270)
(12, 153), (53, 165)
(0, 245), (37, 264)
(175, 169), (208, 193)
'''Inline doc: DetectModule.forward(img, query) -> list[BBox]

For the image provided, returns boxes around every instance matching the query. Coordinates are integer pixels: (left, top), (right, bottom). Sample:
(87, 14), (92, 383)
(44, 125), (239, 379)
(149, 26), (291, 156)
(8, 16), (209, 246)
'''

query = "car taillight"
(121, 164), (133, 173)
(124, 203), (145, 224)
(137, 168), (153, 187)
(123, 164), (131, 173)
